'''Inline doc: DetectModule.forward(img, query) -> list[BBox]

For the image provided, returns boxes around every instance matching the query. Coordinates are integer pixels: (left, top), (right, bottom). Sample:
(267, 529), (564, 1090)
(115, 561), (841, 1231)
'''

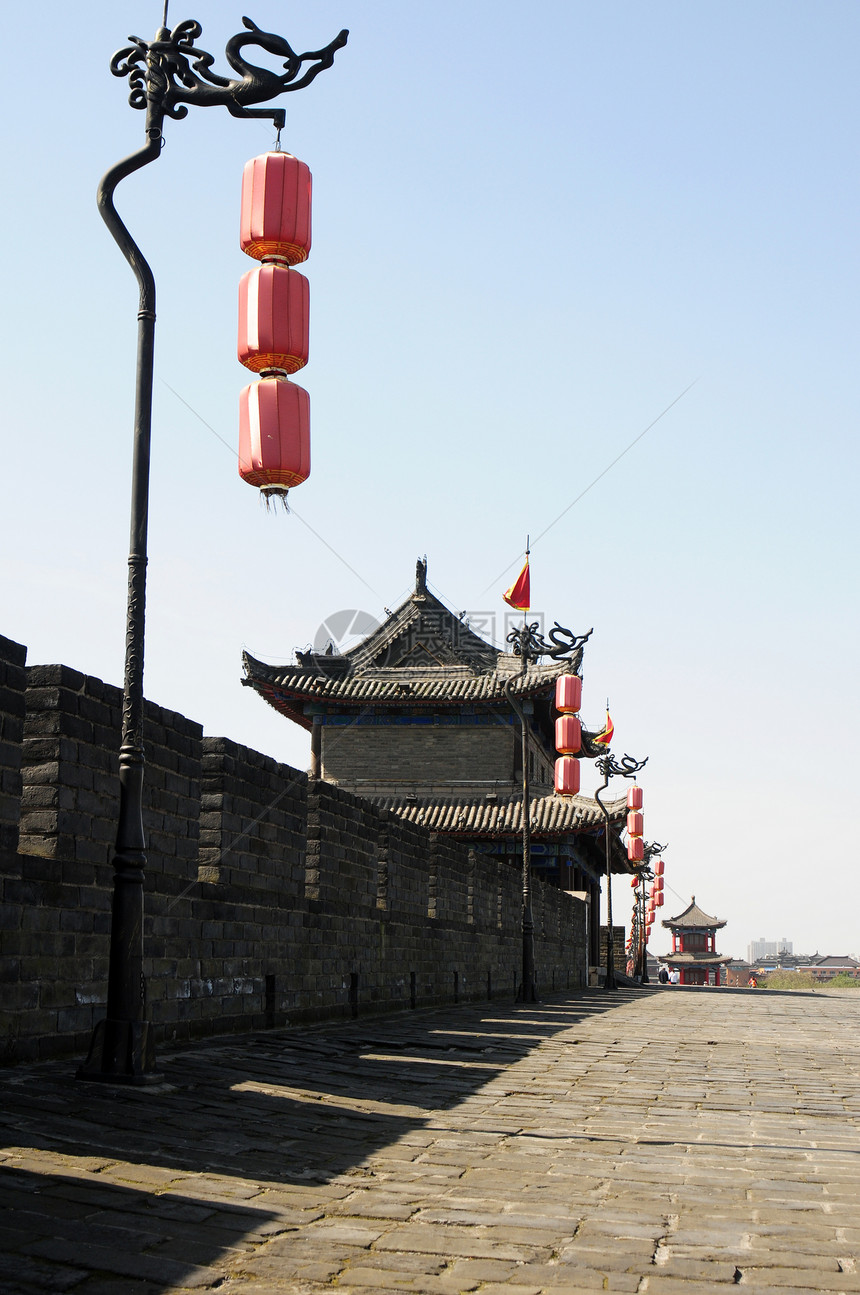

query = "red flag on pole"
(593, 707), (614, 746)
(503, 558), (530, 611)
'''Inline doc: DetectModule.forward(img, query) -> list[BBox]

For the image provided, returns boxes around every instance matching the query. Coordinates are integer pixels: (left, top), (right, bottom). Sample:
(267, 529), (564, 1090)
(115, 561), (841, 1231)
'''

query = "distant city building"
(744, 952), (860, 979)
(808, 955), (859, 979)
(747, 937), (792, 963)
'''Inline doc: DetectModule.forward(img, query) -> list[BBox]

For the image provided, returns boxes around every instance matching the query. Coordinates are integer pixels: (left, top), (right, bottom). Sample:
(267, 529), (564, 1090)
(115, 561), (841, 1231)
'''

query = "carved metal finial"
(595, 752), (648, 780)
(111, 15), (349, 123)
(506, 620), (593, 665)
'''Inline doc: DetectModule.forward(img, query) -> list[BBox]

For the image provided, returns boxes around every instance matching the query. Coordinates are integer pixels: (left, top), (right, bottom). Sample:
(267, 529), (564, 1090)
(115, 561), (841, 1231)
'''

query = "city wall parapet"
(0, 633), (587, 1062)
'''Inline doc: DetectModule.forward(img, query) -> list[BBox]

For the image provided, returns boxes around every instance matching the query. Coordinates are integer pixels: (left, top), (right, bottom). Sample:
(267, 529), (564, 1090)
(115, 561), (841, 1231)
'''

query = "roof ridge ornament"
(415, 556), (428, 597)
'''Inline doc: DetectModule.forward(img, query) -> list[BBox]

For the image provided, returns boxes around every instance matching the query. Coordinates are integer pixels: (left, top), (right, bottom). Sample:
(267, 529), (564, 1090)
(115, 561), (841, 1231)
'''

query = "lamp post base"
(76, 1018), (162, 1085)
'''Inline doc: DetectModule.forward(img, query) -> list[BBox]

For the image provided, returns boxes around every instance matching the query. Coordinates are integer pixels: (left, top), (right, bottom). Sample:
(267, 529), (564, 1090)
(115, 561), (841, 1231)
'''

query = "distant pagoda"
(662, 897), (732, 986)
(243, 559), (633, 968)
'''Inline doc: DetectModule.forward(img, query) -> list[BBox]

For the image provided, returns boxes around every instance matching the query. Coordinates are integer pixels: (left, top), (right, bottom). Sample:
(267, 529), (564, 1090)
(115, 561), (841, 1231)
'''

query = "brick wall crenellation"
(0, 636), (588, 1064)
(0, 634), (27, 854)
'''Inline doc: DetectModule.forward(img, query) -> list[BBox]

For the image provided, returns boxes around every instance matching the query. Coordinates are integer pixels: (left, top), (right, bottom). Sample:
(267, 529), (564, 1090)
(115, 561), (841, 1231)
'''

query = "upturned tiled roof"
(662, 897), (726, 930)
(243, 651), (578, 711)
(373, 792), (628, 839)
(242, 576), (597, 731)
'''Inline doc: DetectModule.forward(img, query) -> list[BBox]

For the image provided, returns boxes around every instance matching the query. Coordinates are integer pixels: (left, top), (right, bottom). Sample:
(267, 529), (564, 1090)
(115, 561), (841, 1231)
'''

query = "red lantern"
(655, 893), (664, 907)
(240, 152), (312, 264)
(555, 715), (582, 755)
(630, 875), (639, 888)
(627, 810), (644, 837)
(238, 377), (310, 503)
(627, 785), (643, 810)
(628, 837), (644, 862)
(555, 674), (582, 713)
(554, 756), (580, 796)
(653, 876), (664, 892)
(238, 265), (310, 375)
(653, 858), (664, 877)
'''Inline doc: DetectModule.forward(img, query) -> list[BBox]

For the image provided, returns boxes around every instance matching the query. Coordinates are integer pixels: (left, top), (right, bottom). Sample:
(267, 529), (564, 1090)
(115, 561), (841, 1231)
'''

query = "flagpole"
(518, 537), (536, 1003)
(501, 539), (537, 1004)
(502, 544), (591, 1005)
(518, 654), (537, 1004)
(598, 768), (617, 991)
(594, 744), (648, 991)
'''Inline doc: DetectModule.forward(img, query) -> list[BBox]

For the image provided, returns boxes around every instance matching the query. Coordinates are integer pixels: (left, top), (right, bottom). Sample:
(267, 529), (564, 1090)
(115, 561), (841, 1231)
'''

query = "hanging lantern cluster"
(553, 674), (582, 795)
(626, 784), (644, 861)
(638, 856), (664, 952)
(237, 151), (313, 508)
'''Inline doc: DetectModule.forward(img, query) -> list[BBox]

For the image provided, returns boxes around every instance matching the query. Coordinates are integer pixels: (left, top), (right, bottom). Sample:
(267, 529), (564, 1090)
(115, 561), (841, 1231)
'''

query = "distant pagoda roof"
(662, 897), (727, 930)
(662, 952), (733, 967)
(243, 558), (596, 733)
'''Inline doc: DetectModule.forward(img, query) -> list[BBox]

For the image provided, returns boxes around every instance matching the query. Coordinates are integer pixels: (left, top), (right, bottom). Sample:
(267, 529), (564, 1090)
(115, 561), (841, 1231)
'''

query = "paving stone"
(372, 1223), (542, 1262)
(0, 1252), (88, 1293)
(330, 1272), (429, 1291)
(639, 1280), (743, 1293)
(465, 1285), (543, 1295)
(0, 990), (858, 1294)
(738, 1272), (860, 1291)
(442, 1258), (522, 1284)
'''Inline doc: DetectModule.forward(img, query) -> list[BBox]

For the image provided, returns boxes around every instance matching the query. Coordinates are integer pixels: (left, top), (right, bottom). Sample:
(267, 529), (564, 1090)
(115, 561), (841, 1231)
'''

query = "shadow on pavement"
(0, 990), (652, 1294)
(0, 1166), (279, 1294)
(0, 992), (651, 1188)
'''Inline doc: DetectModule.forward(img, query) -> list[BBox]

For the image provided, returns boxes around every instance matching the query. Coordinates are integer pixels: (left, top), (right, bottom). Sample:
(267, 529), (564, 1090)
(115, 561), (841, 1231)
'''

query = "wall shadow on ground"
(1, 993), (651, 1188)
(0, 1166), (279, 1295)
(0, 991), (653, 1294)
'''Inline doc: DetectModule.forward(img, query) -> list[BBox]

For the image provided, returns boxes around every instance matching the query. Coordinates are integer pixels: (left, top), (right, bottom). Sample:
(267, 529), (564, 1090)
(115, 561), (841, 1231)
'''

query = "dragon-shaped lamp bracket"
(78, 15), (347, 1087)
(505, 620), (593, 666)
(501, 616), (591, 1006)
(593, 751), (649, 992)
(633, 840), (666, 982)
(112, 17), (349, 125)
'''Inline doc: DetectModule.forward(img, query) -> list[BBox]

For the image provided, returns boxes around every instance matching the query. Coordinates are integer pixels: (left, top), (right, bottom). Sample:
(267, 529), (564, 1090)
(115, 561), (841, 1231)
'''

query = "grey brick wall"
(600, 924), (627, 967)
(0, 638), (588, 1064)
(19, 664), (201, 874)
(321, 722), (516, 788)
(0, 634), (26, 853)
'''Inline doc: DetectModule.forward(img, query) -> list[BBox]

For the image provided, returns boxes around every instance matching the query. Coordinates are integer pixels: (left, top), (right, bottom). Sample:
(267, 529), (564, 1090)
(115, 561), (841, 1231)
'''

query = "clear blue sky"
(2, 1), (858, 958)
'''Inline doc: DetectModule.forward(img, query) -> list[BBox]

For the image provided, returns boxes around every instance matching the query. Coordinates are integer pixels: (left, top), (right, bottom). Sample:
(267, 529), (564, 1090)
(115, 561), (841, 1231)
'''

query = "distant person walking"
(658, 967), (669, 985)
(669, 968), (680, 985)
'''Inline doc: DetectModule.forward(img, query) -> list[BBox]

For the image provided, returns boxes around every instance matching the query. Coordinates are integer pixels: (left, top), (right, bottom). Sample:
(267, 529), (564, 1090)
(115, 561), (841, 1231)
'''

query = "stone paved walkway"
(2, 987), (859, 1294)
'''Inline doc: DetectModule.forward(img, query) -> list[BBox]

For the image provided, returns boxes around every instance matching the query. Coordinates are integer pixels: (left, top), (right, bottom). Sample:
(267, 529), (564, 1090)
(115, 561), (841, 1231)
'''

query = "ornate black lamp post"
(504, 620), (591, 1004)
(77, 10), (347, 1083)
(594, 751), (648, 990)
(631, 840), (666, 982)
